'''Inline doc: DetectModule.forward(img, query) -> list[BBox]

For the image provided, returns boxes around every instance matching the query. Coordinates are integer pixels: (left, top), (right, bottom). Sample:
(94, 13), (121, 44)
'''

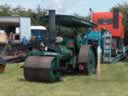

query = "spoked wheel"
(78, 45), (97, 75)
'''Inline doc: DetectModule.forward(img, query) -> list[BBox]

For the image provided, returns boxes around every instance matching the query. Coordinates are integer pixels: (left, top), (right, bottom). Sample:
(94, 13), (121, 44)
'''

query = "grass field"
(0, 61), (128, 96)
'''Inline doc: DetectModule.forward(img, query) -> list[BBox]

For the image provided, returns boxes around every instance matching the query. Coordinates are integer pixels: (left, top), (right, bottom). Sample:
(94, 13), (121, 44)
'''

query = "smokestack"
(113, 8), (119, 29)
(48, 10), (56, 42)
(46, 10), (58, 51)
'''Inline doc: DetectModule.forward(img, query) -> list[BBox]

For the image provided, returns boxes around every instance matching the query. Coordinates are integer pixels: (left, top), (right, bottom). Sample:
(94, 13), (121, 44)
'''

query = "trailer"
(0, 16), (31, 42)
(0, 17), (47, 62)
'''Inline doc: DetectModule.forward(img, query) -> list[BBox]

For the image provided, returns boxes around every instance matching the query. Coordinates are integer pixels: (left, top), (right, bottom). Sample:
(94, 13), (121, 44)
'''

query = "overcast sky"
(0, 0), (127, 16)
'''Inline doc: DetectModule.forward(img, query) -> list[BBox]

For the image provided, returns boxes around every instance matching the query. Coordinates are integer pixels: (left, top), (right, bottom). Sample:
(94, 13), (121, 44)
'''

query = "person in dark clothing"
(8, 32), (14, 44)
(8, 32), (15, 51)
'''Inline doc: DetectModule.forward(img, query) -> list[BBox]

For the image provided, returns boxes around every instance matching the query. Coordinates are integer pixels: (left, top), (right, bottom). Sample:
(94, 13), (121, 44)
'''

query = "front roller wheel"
(24, 56), (61, 82)
(78, 45), (96, 74)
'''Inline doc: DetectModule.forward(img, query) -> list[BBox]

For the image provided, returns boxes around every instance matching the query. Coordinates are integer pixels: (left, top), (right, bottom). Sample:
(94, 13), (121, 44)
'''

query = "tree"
(34, 5), (47, 25)
(0, 4), (47, 25)
(111, 2), (128, 45)
(0, 4), (12, 16)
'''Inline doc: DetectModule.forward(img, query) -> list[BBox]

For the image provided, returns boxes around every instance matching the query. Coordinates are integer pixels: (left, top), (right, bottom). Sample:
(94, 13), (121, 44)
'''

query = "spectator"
(8, 32), (14, 44)
(22, 36), (27, 46)
(8, 32), (16, 52)
(21, 36), (28, 51)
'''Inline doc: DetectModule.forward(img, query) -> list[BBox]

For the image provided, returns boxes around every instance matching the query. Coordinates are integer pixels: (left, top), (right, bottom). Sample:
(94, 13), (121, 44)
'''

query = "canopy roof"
(42, 15), (96, 28)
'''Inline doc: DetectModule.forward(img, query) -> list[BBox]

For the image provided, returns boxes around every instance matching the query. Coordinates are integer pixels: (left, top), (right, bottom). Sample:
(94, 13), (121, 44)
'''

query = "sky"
(0, 0), (127, 16)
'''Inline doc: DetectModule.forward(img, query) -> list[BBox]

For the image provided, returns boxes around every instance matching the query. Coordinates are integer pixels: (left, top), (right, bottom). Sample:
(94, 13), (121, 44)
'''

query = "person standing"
(8, 32), (15, 52)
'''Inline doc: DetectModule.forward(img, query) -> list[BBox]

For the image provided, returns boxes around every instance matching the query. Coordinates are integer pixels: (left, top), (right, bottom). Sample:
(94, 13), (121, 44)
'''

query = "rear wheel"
(78, 45), (96, 74)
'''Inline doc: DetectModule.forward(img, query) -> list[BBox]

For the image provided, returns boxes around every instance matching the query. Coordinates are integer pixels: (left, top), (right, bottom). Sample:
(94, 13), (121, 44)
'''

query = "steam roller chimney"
(47, 10), (58, 51)
(48, 10), (56, 42)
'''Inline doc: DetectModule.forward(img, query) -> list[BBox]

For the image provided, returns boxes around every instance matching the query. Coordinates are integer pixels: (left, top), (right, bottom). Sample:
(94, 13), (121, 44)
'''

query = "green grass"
(0, 61), (128, 96)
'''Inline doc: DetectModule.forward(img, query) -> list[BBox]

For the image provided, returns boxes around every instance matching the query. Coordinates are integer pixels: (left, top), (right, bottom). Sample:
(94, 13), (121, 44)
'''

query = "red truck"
(92, 9), (124, 53)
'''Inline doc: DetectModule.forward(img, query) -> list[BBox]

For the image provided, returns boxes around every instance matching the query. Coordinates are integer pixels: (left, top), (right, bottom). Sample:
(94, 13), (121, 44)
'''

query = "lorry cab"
(31, 26), (47, 42)
(92, 11), (124, 39)
(15, 25), (47, 43)
(92, 9), (124, 56)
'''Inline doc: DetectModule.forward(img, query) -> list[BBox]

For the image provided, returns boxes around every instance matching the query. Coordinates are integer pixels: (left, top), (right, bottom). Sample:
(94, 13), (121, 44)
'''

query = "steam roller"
(24, 45), (96, 82)
(23, 10), (97, 82)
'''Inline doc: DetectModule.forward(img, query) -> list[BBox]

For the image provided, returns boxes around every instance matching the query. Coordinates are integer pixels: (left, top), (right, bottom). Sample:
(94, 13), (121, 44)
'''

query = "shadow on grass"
(17, 78), (62, 84)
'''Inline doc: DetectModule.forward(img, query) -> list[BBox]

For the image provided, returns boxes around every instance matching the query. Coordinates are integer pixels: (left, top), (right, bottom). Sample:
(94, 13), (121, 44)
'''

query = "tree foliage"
(0, 4), (47, 25)
(111, 2), (128, 45)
